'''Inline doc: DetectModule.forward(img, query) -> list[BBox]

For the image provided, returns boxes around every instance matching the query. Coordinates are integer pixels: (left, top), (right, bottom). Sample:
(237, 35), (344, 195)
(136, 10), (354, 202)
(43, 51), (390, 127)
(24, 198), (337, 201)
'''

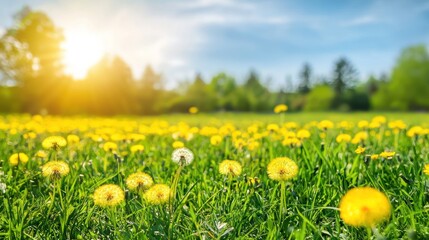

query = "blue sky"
(1, 0), (429, 88)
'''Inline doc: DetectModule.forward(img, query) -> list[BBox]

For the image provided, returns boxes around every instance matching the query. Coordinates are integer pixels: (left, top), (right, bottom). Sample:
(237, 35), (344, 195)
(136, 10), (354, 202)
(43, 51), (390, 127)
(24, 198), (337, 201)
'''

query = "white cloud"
(342, 15), (378, 27)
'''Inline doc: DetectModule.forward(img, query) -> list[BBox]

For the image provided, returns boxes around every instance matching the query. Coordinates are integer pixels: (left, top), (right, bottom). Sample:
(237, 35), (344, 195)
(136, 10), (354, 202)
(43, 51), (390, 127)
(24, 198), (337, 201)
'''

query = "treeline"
(1, 7), (429, 115)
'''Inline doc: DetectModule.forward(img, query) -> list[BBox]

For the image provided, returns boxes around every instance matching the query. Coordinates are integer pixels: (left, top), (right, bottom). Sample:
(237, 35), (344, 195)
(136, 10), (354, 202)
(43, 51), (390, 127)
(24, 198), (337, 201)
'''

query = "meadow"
(0, 112), (428, 239)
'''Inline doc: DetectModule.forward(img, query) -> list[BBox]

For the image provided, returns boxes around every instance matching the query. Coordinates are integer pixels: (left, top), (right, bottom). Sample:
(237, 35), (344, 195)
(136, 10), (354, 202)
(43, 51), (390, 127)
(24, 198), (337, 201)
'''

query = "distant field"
(0, 113), (428, 239)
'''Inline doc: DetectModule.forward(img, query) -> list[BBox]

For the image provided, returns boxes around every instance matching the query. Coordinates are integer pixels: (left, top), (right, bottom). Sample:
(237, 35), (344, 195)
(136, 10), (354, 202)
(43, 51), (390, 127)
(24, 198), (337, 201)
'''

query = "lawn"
(0, 113), (428, 239)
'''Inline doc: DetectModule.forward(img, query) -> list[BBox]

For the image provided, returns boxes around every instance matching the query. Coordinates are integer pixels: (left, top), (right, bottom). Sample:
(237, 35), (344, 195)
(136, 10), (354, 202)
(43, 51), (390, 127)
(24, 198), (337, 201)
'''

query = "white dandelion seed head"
(172, 147), (194, 166)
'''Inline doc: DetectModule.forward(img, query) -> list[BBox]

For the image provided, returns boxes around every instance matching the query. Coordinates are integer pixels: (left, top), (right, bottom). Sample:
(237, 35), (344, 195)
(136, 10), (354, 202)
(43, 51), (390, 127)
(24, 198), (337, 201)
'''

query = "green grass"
(0, 113), (428, 239)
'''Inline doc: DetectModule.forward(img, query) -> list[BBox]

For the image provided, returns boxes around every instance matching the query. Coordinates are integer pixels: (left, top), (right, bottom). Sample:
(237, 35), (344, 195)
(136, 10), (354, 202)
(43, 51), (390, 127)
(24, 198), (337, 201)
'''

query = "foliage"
(304, 85), (335, 111)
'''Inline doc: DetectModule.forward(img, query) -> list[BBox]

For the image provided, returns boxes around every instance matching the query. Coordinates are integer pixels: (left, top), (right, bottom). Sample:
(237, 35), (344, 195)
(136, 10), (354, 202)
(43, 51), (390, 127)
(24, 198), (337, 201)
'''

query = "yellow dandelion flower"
(130, 144), (145, 153)
(339, 187), (391, 227)
(67, 134), (80, 145)
(41, 161), (70, 180)
(210, 135), (222, 146)
(424, 164), (429, 176)
(189, 106), (198, 114)
(172, 141), (185, 149)
(357, 120), (369, 129)
(336, 134), (352, 143)
(103, 141), (118, 152)
(267, 124), (280, 132)
(219, 160), (242, 176)
(24, 132), (37, 139)
(407, 126), (423, 138)
(247, 140), (260, 151)
(372, 116), (386, 124)
(370, 154), (379, 160)
(93, 184), (125, 207)
(247, 177), (260, 186)
(42, 136), (67, 150)
(318, 120), (334, 130)
(282, 137), (301, 147)
(267, 157), (298, 181)
(355, 146), (365, 154)
(126, 172), (154, 192)
(9, 153), (29, 166)
(35, 150), (47, 158)
(379, 151), (395, 159)
(274, 104), (288, 113)
(297, 129), (311, 139)
(144, 184), (171, 205)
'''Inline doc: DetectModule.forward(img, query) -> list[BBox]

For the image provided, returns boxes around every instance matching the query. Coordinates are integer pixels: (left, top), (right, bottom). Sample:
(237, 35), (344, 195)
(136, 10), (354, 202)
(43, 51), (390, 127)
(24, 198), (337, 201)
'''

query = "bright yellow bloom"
(9, 153), (29, 166)
(24, 132), (37, 139)
(370, 154), (379, 160)
(103, 141), (118, 152)
(219, 160), (242, 176)
(336, 134), (352, 143)
(407, 126), (424, 138)
(67, 134), (80, 145)
(35, 150), (47, 158)
(379, 151), (395, 159)
(42, 161), (70, 180)
(372, 116), (387, 124)
(42, 136), (67, 150)
(144, 184), (171, 205)
(267, 124), (279, 132)
(247, 177), (260, 186)
(210, 135), (222, 146)
(297, 129), (311, 139)
(318, 120), (334, 130)
(130, 144), (145, 153)
(267, 157), (298, 181)
(339, 187), (391, 227)
(424, 164), (429, 176)
(247, 140), (260, 151)
(355, 146), (365, 154)
(282, 137), (301, 147)
(352, 131), (368, 144)
(126, 172), (154, 192)
(388, 120), (407, 131)
(189, 106), (198, 114)
(93, 184), (125, 207)
(274, 104), (288, 113)
(357, 120), (369, 129)
(172, 141), (185, 149)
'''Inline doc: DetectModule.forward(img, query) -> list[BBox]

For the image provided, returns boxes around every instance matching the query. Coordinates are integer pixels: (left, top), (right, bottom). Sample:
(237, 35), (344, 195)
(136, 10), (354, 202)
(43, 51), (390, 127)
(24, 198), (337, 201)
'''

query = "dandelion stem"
(280, 181), (286, 223)
(366, 227), (372, 240)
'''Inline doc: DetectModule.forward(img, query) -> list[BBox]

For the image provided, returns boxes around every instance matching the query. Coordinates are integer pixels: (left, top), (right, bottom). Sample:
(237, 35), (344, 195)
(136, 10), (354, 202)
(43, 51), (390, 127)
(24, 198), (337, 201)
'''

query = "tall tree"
(0, 7), (65, 113)
(86, 55), (136, 115)
(138, 65), (163, 114)
(298, 62), (312, 94)
(331, 57), (357, 108)
(209, 72), (237, 110)
(388, 45), (429, 110)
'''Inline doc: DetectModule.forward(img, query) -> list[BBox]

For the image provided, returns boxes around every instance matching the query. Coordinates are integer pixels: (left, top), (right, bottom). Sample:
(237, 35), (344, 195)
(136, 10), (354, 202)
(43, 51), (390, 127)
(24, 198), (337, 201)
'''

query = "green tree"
(298, 62), (312, 94)
(331, 57), (357, 109)
(86, 55), (137, 115)
(208, 72), (237, 110)
(388, 45), (429, 110)
(138, 65), (164, 114)
(0, 7), (65, 113)
(304, 85), (335, 111)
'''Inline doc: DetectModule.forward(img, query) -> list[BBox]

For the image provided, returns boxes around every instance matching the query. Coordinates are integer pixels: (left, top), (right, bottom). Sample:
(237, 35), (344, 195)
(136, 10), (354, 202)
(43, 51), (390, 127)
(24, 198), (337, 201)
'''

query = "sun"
(62, 30), (105, 79)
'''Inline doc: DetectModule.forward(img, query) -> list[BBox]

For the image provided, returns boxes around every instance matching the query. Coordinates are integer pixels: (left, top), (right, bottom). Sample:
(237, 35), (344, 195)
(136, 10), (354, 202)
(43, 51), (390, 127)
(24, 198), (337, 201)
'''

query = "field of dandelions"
(1, 111), (429, 239)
